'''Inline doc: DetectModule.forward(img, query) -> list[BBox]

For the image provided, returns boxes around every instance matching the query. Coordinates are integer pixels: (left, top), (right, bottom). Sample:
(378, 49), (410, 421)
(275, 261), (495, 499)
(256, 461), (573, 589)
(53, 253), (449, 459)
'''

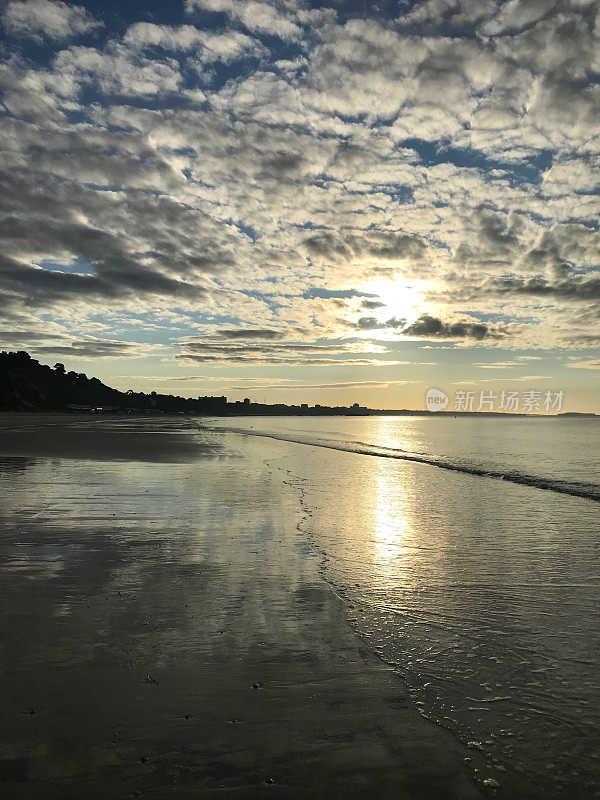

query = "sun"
(355, 277), (424, 338)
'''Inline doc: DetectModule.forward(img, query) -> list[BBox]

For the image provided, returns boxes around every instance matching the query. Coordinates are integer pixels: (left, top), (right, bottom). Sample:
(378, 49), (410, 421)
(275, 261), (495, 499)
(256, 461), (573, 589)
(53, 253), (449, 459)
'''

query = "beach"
(0, 414), (486, 800)
(210, 414), (600, 799)
(3, 1), (598, 796)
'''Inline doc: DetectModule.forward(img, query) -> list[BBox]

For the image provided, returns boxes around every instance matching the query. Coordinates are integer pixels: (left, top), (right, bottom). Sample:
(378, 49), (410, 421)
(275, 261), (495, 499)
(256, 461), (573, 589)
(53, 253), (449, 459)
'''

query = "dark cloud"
(0, 254), (207, 306)
(302, 288), (377, 300)
(490, 274), (600, 300)
(361, 299), (386, 309)
(303, 230), (427, 265)
(258, 151), (305, 179)
(32, 339), (145, 358)
(178, 354), (393, 366)
(181, 341), (365, 355)
(219, 329), (286, 340)
(0, 330), (61, 344)
(402, 314), (507, 340)
(178, 338), (392, 365)
(354, 316), (406, 330)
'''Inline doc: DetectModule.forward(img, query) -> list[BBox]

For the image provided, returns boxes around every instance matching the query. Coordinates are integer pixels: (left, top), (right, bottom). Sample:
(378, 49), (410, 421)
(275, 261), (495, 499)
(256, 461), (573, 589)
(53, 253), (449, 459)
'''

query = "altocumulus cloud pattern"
(0, 0), (599, 381)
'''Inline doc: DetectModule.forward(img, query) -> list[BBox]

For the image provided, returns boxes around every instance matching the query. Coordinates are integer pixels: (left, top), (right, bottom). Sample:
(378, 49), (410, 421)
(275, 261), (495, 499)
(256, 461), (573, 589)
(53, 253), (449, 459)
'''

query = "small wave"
(208, 424), (600, 503)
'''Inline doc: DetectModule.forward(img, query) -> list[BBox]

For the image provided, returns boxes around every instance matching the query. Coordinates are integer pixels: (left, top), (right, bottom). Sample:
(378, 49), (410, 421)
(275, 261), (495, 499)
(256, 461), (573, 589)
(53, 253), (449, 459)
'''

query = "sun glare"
(356, 277), (424, 338)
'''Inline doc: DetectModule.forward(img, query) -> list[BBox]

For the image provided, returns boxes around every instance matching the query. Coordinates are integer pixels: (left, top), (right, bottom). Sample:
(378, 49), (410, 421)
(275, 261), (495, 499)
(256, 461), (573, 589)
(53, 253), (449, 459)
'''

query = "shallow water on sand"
(213, 415), (600, 500)
(212, 417), (600, 799)
(0, 416), (484, 799)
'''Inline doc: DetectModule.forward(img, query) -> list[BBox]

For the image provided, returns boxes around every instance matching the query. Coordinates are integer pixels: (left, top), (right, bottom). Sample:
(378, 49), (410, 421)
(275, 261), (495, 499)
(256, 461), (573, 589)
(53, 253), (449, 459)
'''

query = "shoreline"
(0, 415), (486, 798)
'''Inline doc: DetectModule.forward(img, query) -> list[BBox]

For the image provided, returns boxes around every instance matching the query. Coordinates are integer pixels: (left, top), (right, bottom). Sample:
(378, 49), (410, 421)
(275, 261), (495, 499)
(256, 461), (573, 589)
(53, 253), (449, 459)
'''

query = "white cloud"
(480, 0), (560, 36)
(0, 0), (598, 365)
(568, 359), (600, 369)
(186, 0), (302, 40)
(541, 158), (600, 196)
(54, 44), (182, 97)
(396, 0), (498, 27)
(123, 23), (266, 63)
(2, 0), (102, 41)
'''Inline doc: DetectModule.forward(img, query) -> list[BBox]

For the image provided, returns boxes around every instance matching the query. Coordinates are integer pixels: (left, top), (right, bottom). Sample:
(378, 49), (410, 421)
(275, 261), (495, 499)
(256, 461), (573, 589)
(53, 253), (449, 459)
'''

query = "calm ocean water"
(210, 415), (600, 798)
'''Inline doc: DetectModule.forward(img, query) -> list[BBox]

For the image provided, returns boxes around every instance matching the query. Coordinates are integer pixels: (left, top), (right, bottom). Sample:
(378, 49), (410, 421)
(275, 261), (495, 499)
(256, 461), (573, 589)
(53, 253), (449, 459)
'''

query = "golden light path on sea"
(368, 421), (419, 583)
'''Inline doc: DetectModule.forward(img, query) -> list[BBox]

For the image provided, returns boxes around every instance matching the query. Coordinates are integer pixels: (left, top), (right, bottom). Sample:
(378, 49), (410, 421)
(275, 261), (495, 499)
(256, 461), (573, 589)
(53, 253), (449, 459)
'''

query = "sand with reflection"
(0, 414), (483, 799)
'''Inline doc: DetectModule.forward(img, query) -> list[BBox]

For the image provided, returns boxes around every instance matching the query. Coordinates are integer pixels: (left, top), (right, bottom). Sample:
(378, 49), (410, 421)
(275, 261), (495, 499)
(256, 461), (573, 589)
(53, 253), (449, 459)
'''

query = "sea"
(209, 415), (600, 799)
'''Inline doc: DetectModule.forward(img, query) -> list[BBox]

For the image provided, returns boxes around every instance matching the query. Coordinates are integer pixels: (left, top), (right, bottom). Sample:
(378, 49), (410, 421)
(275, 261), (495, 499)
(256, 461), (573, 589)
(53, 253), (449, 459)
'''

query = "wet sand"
(0, 414), (220, 462)
(0, 415), (485, 799)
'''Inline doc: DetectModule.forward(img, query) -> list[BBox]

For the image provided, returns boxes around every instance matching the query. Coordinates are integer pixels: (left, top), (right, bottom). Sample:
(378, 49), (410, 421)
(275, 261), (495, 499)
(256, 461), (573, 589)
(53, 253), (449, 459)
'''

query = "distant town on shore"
(0, 351), (596, 418)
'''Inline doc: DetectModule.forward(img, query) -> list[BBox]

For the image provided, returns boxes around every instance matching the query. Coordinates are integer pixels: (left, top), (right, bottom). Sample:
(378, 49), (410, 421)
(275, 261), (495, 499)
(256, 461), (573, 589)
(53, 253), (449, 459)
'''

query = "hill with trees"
(0, 351), (226, 414)
(0, 350), (365, 416)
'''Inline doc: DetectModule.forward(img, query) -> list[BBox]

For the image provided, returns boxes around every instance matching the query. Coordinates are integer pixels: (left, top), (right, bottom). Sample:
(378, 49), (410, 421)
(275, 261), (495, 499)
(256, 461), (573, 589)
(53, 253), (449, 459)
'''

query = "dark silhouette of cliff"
(0, 351), (367, 415)
(1, 351), (120, 411)
(2, 351), (593, 417)
(0, 351), (227, 414)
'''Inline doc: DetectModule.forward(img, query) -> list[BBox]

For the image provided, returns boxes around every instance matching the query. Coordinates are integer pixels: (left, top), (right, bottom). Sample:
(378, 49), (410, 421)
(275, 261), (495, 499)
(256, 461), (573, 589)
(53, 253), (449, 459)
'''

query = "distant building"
(196, 395), (227, 413)
(243, 398), (250, 406)
(349, 402), (367, 414)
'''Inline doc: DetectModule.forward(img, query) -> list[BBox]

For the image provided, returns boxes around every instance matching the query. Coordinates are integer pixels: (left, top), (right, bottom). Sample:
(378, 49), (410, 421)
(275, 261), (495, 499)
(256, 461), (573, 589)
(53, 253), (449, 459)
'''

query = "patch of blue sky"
(342, 183), (415, 204)
(92, 307), (243, 336)
(79, 83), (204, 114)
(574, 186), (600, 197)
(570, 264), (600, 274)
(182, 60), (261, 95)
(224, 219), (261, 242)
(389, 340), (551, 372)
(426, 236), (451, 251)
(397, 137), (553, 186)
(85, 183), (123, 193)
(467, 311), (541, 325)
(183, 172), (221, 196)
(77, 0), (175, 29)
(309, 177), (336, 191)
(61, 108), (93, 126)
(526, 210), (555, 226)
(231, 289), (284, 313)
(391, 339), (549, 369)
(172, 147), (198, 159)
(386, 338), (456, 355)
(389, 340), (564, 368)
(382, 185), (414, 203)
(38, 257), (93, 275)
(564, 217), (600, 230)
(294, 221), (328, 232)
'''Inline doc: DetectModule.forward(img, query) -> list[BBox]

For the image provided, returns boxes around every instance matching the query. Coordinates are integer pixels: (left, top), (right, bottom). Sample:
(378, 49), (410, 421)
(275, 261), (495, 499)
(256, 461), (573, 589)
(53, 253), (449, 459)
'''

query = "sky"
(0, 0), (599, 412)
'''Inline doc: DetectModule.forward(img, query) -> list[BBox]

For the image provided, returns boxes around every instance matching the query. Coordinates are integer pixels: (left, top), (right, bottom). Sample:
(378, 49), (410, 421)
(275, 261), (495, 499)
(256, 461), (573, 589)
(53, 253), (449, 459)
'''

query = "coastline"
(0, 414), (485, 798)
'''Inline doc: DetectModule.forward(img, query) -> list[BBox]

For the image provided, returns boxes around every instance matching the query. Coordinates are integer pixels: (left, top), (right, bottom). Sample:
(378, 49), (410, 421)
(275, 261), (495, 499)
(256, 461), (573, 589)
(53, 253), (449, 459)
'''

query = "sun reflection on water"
(370, 459), (418, 588)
